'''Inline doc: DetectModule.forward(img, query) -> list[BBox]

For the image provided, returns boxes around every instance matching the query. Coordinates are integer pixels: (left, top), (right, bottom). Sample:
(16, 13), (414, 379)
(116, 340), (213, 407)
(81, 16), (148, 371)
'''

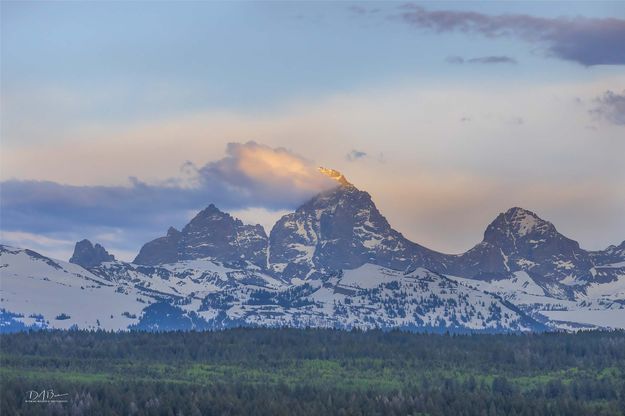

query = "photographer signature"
(25, 389), (69, 403)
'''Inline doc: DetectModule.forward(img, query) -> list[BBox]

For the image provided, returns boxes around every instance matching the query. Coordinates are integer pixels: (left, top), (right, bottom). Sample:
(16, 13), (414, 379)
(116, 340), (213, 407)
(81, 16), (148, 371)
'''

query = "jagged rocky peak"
(483, 207), (586, 259)
(134, 204), (268, 267)
(268, 170), (447, 280)
(318, 167), (352, 187)
(449, 207), (593, 291)
(590, 240), (625, 266)
(166, 226), (181, 237)
(484, 207), (555, 242)
(190, 203), (230, 223)
(604, 240), (625, 261)
(69, 239), (115, 269)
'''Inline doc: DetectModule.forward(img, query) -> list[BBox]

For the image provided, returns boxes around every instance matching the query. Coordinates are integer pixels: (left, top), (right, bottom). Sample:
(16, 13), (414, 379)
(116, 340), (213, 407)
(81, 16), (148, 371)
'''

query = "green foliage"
(1, 329), (624, 415)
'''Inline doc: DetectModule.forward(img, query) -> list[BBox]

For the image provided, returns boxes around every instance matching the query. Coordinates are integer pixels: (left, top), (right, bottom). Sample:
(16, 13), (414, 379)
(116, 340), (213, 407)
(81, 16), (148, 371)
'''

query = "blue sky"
(1, 1), (624, 260)
(3, 1), (623, 128)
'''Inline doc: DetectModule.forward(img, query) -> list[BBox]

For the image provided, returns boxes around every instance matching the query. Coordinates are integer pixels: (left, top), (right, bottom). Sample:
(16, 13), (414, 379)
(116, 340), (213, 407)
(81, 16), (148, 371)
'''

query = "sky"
(1, 1), (624, 261)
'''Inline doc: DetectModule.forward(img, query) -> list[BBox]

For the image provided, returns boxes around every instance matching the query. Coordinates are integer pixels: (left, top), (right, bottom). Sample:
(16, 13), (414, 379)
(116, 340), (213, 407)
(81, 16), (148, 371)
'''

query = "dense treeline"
(4, 328), (625, 369)
(1, 329), (624, 415)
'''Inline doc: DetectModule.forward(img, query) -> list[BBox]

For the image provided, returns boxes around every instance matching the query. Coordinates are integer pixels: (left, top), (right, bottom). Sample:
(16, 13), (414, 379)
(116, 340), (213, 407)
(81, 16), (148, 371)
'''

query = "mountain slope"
(198, 264), (544, 332)
(0, 245), (545, 332)
(0, 245), (145, 331)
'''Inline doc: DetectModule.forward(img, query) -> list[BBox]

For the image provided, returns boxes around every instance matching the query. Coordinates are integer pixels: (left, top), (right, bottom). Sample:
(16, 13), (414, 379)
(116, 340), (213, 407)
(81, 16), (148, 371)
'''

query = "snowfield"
(2, 242), (623, 332)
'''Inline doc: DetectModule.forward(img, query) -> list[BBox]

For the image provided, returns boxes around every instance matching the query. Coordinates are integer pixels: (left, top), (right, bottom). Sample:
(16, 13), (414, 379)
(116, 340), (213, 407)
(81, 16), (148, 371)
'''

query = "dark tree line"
(1, 329), (624, 415)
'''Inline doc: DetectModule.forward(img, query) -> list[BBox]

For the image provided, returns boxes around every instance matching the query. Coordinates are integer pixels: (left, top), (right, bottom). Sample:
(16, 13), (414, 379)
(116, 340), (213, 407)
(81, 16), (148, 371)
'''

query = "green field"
(1, 329), (624, 415)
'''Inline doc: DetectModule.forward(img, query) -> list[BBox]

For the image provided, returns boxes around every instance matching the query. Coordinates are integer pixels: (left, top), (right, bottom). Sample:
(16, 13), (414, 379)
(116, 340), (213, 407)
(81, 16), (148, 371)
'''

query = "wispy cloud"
(446, 56), (465, 65)
(469, 56), (517, 65)
(397, 5), (625, 66)
(447, 55), (517, 65)
(590, 90), (625, 125)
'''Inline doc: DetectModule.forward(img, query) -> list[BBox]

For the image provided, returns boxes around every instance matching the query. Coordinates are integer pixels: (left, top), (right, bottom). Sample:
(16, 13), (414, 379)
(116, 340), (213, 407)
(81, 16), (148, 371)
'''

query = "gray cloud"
(591, 90), (625, 125)
(446, 56), (465, 64)
(469, 56), (517, 64)
(447, 55), (517, 65)
(348, 5), (381, 16)
(0, 142), (336, 256)
(348, 5), (368, 16)
(346, 149), (368, 161)
(398, 5), (625, 66)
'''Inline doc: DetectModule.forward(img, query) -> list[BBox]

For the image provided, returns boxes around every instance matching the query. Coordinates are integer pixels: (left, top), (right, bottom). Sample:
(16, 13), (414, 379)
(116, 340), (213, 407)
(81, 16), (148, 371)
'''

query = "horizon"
(1, 1), (624, 261)
(17, 179), (621, 264)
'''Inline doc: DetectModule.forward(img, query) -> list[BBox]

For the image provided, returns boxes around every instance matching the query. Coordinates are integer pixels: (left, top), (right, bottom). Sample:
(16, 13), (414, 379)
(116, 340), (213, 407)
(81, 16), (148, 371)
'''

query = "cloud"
(590, 90), (625, 125)
(197, 141), (335, 201)
(348, 5), (368, 16)
(446, 56), (465, 64)
(348, 5), (380, 16)
(398, 5), (625, 66)
(346, 149), (368, 161)
(447, 55), (517, 65)
(0, 142), (336, 258)
(468, 56), (517, 64)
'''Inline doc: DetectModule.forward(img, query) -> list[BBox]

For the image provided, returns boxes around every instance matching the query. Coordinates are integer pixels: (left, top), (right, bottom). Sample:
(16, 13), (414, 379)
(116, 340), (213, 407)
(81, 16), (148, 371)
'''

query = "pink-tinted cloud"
(196, 141), (336, 201)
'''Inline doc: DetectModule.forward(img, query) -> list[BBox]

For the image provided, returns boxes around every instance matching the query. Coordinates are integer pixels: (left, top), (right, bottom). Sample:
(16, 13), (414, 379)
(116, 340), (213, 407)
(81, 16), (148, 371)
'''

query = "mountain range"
(1, 168), (623, 333)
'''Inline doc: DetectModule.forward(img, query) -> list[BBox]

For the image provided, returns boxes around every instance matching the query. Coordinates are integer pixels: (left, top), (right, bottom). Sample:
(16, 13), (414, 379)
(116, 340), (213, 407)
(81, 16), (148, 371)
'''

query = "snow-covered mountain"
(447, 207), (599, 298)
(441, 208), (625, 330)
(1, 168), (623, 332)
(268, 168), (448, 280)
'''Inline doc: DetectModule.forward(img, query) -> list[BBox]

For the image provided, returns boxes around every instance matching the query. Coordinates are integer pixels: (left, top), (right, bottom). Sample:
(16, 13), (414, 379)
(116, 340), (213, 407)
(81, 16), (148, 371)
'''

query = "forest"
(1, 328), (624, 415)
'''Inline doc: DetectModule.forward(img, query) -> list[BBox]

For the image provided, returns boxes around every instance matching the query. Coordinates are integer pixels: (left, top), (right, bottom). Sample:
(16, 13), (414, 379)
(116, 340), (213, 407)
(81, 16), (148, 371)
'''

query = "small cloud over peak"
(508, 116), (525, 126)
(590, 90), (625, 126)
(199, 141), (335, 199)
(346, 149), (368, 161)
